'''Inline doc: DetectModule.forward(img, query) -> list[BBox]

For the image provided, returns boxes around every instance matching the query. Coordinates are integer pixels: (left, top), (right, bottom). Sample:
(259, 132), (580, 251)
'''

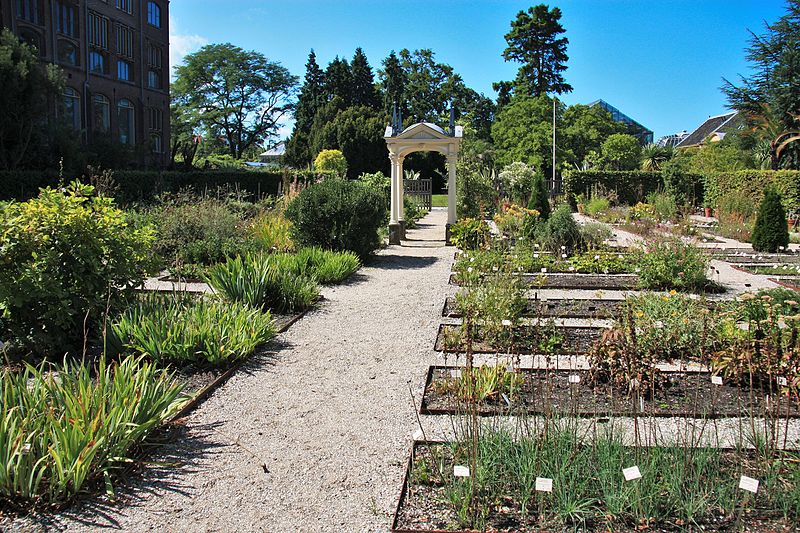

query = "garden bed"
(770, 277), (800, 291)
(442, 297), (623, 319)
(449, 272), (640, 290)
(731, 263), (800, 276)
(392, 440), (798, 533)
(420, 366), (800, 419)
(434, 324), (603, 354)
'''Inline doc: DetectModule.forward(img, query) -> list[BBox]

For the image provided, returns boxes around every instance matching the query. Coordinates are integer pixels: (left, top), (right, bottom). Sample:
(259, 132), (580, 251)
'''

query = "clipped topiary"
(751, 188), (789, 253)
(541, 204), (583, 254)
(527, 171), (551, 220)
(286, 178), (387, 259)
(314, 149), (348, 176)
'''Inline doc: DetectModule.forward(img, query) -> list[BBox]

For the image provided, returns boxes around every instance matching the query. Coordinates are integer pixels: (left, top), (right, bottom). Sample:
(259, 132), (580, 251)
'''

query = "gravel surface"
(8, 209), (454, 533)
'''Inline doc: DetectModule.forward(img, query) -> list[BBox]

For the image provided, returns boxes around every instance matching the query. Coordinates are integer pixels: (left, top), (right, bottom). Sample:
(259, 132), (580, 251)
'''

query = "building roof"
(588, 99), (653, 142)
(676, 112), (739, 148)
(260, 142), (286, 158)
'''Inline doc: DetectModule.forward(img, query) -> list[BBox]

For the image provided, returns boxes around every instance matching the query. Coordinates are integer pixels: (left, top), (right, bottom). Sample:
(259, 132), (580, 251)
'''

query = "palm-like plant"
(639, 143), (673, 171)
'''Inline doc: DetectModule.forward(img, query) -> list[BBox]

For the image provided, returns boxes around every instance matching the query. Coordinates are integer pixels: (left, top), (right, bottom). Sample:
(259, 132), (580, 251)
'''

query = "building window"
(116, 24), (134, 58)
(147, 70), (161, 89)
(88, 11), (108, 49)
(118, 99), (135, 145)
(18, 29), (43, 56)
(15, 0), (44, 25)
(115, 0), (132, 14)
(55, 1), (77, 37)
(57, 40), (78, 66)
(117, 59), (132, 81)
(150, 133), (163, 153)
(147, 2), (161, 28)
(89, 51), (106, 74)
(147, 44), (163, 89)
(64, 87), (81, 131)
(149, 107), (162, 131)
(93, 94), (110, 133)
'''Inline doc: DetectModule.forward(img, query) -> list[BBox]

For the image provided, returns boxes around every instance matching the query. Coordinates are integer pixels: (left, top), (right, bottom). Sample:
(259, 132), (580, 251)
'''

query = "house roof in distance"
(676, 112), (739, 148)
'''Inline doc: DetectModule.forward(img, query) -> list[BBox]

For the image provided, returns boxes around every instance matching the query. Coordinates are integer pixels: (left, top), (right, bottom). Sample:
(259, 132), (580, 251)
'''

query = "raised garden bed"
(731, 264), (800, 276)
(442, 297), (624, 319)
(771, 277), (800, 291)
(420, 366), (800, 419)
(449, 272), (639, 290)
(434, 323), (603, 354)
(392, 440), (799, 533)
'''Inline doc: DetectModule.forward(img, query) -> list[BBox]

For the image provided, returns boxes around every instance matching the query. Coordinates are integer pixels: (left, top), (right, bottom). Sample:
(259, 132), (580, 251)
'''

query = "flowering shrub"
(493, 202), (539, 240)
(635, 239), (710, 291)
(450, 218), (492, 251)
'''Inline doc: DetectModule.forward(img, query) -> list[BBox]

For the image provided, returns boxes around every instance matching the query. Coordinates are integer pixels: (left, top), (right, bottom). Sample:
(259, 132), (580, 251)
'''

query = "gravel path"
(14, 209), (454, 533)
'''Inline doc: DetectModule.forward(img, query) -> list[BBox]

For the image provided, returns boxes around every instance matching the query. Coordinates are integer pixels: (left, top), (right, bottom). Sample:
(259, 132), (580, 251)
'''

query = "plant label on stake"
(501, 392), (512, 407)
(777, 376), (788, 386)
(623, 466), (642, 481)
(535, 477), (553, 492)
(450, 369), (461, 379)
(412, 429), (423, 441)
(739, 475), (759, 493)
(568, 374), (580, 384)
(453, 465), (470, 477)
(711, 375), (723, 386)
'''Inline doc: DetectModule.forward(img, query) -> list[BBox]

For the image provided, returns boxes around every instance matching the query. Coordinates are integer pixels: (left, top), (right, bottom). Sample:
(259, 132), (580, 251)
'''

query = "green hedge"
(562, 171), (662, 206)
(704, 170), (800, 215)
(0, 169), (333, 203)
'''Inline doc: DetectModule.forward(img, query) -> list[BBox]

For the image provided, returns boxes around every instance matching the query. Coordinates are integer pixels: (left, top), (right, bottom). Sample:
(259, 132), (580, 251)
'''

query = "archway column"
(397, 155), (406, 238)
(445, 154), (457, 244)
(388, 152), (401, 244)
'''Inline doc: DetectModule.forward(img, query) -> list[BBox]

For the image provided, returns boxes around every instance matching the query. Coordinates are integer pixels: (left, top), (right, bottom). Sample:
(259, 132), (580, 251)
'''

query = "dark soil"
(421, 367), (800, 419)
(450, 272), (639, 290)
(442, 297), (624, 319)
(434, 324), (602, 354)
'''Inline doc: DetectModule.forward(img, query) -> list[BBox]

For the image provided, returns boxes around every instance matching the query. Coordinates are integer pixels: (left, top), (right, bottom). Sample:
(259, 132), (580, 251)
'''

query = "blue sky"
(169, 0), (787, 140)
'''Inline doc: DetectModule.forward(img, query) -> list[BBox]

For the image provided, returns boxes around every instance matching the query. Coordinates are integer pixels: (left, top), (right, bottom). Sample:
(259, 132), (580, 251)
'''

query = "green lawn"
(432, 194), (448, 207)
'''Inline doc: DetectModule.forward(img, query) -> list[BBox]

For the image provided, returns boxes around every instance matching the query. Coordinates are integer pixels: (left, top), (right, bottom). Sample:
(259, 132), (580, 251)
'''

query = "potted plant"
(702, 200), (713, 218)
(575, 193), (586, 214)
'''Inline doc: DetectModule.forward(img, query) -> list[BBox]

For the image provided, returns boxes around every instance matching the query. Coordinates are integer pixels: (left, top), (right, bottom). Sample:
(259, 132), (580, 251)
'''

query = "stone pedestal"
(389, 223), (402, 245)
(445, 223), (454, 246)
(399, 220), (407, 240)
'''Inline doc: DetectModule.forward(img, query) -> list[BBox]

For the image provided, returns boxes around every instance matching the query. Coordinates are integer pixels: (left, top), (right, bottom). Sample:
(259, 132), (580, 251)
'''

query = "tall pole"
(552, 97), (556, 194)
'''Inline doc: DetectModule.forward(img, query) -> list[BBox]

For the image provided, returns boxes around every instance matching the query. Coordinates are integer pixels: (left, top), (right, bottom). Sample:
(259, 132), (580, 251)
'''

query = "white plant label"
(778, 376), (788, 386)
(412, 429), (424, 441)
(535, 477), (553, 492)
(450, 369), (462, 379)
(501, 393), (512, 407)
(568, 374), (581, 384)
(623, 466), (642, 481)
(453, 465), (470, 477)
(739, 475), (759, 493)
(711, 375), (723, 386)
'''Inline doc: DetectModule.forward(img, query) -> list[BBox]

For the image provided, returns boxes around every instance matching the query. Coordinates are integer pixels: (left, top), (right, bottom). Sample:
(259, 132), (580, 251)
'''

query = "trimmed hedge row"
(563, 171), (662, 206)
(0, 169), (334, 203)
(704, 170), (800, 215)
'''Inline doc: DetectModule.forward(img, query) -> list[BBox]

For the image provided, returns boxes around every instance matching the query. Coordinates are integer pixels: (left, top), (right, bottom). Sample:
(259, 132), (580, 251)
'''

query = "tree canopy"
(172, 43), (298, 160)
(497, 4), (572, 99)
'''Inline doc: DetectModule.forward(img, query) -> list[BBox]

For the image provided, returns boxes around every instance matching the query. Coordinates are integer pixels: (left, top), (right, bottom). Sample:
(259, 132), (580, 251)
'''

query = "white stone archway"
(384, 121), (462, 244)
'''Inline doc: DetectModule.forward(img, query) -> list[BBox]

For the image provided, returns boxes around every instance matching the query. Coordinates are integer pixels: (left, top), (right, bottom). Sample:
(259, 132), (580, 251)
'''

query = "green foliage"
(309, 106), (388, 179)
(110, 296), (274, 366)
(635, 239), (710, 291)
(0, 355), (184, 507)
(499, 4), (572, 97)
(286, 178), (387, 258)
(313, 149), (348, 175)
(455, 272), (527, 349)
(752, 188), (790, 252)
(584, 196), (610, 216)
(563, 170), (662, 206)
(540, 204), (582, 254)
(601, 133), (641, 170)
(0, 29), (64, 170)
(527, 171), (550, 220)
(716, 189), (755, 241)
(562, 104), (625, 168)
(450, 218), (491, 251)
(645, 191), (678, 221)
(661, 156), (704, 207)
(0, 183), (154, 355)
(704, 170), (800, 214)
(639, 143), (674, 171)
(457, 164), (498, 219)
(172, 43), (298, 159)
(249, 210), (294, 252)
(205, 254), (320, 313)
(286, 247), (361, 284)
(492, 95), (560, 169)
(498, 162), (536, 204)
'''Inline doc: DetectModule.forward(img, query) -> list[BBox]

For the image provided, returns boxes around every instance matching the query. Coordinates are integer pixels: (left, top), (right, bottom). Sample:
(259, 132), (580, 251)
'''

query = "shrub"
(635, 239), (709, 291)
(540, 204), (583, 254)
(584, 196), (610, 216)
(751, 188), (790, 253)
(563, 170), (662, 206)
(286, 178), (387, 259)
(450, 218), (491, 251)
(0, 355), (184, 507)
(661, 158), (703, 207)
(457, 166), (498, 219)
(314, 149), (347, 176)
(151, 194), (253, 275)
(206, 254), (320, 313)
(716, 190), (755, 242)
(109, 296), (276, 366)
(0, 182), (154, 355)
(282, 247), (360, 284)
(703, 170), (800, 214)
(646, 191), (678, 221)
(579, 222), (613, 249)
(493, 203), (539, 240)
(498, 162), (536, 205)
(527, 171), (551, 220)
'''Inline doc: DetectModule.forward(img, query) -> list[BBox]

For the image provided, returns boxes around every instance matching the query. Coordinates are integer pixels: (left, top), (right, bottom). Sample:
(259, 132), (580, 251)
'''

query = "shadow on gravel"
(369, 254), (440, 270)
(13, 422), (225, 532)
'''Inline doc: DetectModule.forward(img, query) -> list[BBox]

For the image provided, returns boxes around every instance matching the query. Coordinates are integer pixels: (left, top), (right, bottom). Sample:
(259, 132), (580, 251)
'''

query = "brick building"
(0, 0), (170, 167)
